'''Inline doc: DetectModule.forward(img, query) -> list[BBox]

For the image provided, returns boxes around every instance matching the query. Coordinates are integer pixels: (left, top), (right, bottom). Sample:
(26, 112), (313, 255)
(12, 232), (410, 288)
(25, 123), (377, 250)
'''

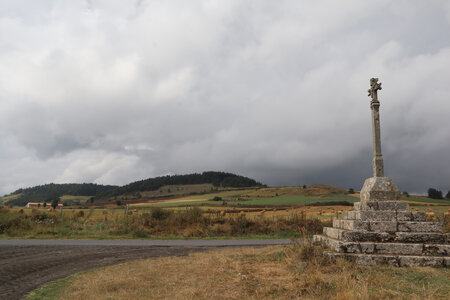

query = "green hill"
(3, 183), (118, 206)
(95, 171), (264, 201)
(1, 172), (263, 206)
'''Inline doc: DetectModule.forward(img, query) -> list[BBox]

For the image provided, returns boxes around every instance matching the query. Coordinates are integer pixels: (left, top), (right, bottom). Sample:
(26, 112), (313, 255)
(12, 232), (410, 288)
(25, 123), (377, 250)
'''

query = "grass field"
(231, 195), (358, 206)
(0, 206), (328, 239)
(28, 242), (450, 300)
(402, 196), (450, 205)
(130, 188), (358, 208)
(0, 193), (21, 205)
(3, 184), (449, 239)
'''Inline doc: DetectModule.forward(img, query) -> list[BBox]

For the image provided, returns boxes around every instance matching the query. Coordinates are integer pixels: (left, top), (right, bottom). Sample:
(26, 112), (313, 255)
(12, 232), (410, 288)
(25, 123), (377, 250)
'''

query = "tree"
(402, 191), (409, 197)
(446, 191), (450, 199)
(43, 202), (47, 207)
(427, 188), (443, 199)
(51, 197), (60, 209)
(116, 200), (123, 206)
(348, 188), (354, 194)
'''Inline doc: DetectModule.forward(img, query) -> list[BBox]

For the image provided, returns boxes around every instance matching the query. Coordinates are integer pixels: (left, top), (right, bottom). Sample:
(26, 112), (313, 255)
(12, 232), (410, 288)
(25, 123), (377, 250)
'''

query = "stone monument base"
(313, 177), (450, 267)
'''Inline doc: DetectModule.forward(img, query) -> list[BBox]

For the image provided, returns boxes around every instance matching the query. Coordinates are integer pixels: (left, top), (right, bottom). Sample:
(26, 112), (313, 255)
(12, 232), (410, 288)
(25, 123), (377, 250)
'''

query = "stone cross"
(368, 78), (384, 177)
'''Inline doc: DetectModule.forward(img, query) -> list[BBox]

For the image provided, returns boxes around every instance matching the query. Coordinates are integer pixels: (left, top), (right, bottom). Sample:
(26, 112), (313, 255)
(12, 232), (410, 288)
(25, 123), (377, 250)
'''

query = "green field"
(231, 195), (357, 206)
(131, 194), (357, 208)
(402, 196), (450, 205)
(133, 200), (212, 207)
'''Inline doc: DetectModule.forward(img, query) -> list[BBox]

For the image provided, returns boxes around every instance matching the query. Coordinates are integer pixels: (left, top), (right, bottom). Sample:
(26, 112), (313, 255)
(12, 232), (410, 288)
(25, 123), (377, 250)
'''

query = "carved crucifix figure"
(368, 78), (384, 177)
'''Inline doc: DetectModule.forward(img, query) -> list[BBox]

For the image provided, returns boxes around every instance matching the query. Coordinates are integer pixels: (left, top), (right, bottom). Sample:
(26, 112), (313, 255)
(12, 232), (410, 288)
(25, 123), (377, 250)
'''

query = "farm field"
(2, 184), (449, 240)
(402, 196), (450, 205)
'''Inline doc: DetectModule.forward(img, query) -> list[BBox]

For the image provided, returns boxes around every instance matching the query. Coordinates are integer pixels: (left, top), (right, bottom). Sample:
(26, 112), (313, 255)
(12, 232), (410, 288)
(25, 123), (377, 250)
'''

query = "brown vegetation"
(0, 207), (326, 238)
(34, 241), (450, 299)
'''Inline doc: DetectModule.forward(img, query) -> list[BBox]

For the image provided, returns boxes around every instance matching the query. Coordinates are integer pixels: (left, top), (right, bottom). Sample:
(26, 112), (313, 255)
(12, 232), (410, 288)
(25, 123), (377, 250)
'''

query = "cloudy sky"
(1, 0), (450, 195)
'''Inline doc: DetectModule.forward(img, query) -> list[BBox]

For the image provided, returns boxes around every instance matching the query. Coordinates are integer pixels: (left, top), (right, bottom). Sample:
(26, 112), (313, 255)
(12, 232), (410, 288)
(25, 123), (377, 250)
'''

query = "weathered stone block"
(334, 220), (401, 232)
(397, 222), (442, 233)
(445, 257), (450, 267)
(360, 177), (401, 201)
(360, 211), (397, 221)
(355, 254), (399, 266)
(333, 219), (368, 231)
(395, 232), (447, 244)
(399, 256), (445, 267)
(367, 221), (397, 232)
(343, 231), (393, 242)
(323, 227), (345, 240)
(325, 252), (450, 267)
(354, 201), (409, 211)
(343, 211), (358, 220)
(412, 211), (427, 222)
(377, 201), (409, 211)
(396, 212), (414, 221)
(340, 242), (376, 254)
(423, 244), (450, 256)
(375, 243), (423, 255)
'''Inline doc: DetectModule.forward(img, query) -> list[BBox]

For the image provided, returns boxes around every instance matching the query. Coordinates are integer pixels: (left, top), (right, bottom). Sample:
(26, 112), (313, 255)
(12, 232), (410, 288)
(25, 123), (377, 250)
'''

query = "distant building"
(26, 202), (63, 208)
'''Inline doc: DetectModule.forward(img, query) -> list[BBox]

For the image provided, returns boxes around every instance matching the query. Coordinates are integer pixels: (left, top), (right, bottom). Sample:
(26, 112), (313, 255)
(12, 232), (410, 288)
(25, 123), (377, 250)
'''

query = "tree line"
(95, 171), (264, 200)
(427, 188), (450, 200)
(6, 183), (118, 206)
(4, 172), (264, 206)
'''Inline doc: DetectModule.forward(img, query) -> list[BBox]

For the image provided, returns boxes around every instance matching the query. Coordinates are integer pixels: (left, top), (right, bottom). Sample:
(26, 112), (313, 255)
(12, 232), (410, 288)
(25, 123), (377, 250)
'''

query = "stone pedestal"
(313, 177), (450, 267)
(360, 177), (400, 201)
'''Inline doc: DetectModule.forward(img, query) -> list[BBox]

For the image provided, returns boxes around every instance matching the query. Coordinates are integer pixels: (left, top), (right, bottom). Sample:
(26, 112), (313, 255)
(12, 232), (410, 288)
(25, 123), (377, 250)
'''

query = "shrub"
(348, 188), (354, 194)
(184, 207), (203, 223)
(212, 196), (222, 201)
(236, 215), (251, 233)
(51, 197), (60, 209)
(446, 191), (450, 199)
(151, 207), (172, 221)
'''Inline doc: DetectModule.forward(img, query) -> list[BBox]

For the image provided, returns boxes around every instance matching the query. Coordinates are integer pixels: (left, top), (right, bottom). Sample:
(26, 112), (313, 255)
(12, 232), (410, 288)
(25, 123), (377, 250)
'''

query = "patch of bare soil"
(0, 245), (222, 300)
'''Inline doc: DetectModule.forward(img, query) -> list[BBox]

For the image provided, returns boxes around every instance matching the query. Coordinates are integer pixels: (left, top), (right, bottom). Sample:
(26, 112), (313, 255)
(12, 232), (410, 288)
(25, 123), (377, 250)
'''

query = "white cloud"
(0, 0), (449, 195)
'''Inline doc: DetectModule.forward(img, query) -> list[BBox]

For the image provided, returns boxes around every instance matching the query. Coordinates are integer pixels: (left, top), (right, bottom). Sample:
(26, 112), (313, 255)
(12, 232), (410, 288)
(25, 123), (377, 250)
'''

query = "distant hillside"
(4, 183), (118, 206)
(95, 171), (264, 200)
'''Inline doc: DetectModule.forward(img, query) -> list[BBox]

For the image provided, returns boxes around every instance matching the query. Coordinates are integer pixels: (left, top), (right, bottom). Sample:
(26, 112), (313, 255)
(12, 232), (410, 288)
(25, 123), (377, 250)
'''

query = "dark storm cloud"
(1, 0), (450, 195)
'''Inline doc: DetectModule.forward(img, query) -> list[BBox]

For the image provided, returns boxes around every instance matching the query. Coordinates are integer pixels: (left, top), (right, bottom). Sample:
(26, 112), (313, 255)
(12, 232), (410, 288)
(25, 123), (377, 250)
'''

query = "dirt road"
(0, 239), (291, 299)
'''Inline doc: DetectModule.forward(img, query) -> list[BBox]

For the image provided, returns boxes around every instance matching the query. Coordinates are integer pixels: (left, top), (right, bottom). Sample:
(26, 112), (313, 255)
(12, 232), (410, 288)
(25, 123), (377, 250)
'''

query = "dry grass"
(0, 207), (326, 238)
(32, 242), (450, 300)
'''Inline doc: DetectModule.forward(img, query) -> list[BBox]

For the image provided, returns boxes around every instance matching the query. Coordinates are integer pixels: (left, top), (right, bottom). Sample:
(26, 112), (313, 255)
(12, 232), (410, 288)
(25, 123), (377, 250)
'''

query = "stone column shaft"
(371, 100), (384, 177)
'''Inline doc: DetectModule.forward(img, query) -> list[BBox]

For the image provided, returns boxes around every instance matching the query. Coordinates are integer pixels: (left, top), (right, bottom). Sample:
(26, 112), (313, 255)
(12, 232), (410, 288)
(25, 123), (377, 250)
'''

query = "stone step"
(324, 252), (450, 267)
(343, 210), (426, 222)
(314, 235), (450, 256)
(333, 219), (442, 232)
(323, 227), (450, 243)
(353, 201), (409, 211)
